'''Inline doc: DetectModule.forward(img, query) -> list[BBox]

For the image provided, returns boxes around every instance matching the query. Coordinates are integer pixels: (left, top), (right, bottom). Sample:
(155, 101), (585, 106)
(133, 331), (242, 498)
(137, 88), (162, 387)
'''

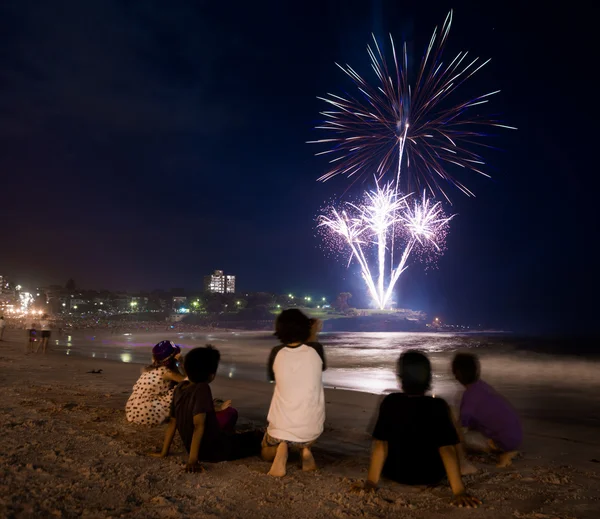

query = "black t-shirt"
(372, 393), (459, 485)
(171, 381), (224, 462)
(267, 342), (327, 382)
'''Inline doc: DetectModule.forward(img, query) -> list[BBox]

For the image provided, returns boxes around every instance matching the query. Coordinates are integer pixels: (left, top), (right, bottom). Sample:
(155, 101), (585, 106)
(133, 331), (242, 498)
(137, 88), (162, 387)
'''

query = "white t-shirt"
(266, 343), (326, 443)
(40, 320), (51, 331)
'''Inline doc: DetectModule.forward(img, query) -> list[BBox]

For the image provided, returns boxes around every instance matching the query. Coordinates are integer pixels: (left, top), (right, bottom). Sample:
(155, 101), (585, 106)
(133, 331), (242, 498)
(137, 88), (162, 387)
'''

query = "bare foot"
(301, 447), (317, 472)
(497, 451), (518, 468)
(268, 442), (288, 477)
(461, 461), (479, 476)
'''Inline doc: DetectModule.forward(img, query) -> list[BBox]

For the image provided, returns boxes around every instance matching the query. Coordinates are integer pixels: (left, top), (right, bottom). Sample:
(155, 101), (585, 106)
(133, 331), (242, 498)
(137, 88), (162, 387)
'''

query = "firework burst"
(319, 184), (451, 309)
(308, 10), (515, 202)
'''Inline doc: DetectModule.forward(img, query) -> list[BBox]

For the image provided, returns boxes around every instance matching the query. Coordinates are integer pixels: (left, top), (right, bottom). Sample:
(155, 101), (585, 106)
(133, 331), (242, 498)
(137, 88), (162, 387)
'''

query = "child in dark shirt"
(452, 353), (522, 468)
(356, 350), (480, 508)
(151, 346), (261, 472)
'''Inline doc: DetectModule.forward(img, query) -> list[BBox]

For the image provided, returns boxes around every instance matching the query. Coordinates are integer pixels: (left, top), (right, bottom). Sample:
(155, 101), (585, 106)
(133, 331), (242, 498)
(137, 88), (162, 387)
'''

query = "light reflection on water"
(53, 330), (600, 396)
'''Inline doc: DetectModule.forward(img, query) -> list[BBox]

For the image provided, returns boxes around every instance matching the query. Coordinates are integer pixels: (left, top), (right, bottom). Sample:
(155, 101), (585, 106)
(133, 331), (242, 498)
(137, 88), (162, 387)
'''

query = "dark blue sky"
(0, 1), (596, 333)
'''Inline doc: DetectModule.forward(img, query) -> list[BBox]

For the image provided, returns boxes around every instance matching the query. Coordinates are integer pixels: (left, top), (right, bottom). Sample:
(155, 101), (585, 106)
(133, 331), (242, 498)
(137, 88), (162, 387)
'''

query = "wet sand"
(1, 331), (599, 518)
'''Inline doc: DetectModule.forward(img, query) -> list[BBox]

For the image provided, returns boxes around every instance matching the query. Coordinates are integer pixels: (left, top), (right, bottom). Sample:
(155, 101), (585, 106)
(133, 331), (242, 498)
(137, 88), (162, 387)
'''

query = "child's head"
(452, 353), (480, 386)
(151, 340), (181, 371)
(397, 350), (432, 395)
(184, 345), (220, 383)
(274, 309), (311, 345)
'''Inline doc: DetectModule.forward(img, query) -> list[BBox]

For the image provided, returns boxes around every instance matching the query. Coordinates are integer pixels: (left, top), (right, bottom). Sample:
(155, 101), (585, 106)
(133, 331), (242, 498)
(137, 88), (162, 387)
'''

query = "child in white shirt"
(262, 310), (326, 477)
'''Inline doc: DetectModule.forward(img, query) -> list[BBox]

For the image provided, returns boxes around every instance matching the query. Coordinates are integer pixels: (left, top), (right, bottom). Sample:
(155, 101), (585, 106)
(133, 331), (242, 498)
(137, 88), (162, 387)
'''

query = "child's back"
(453, 353), (522, 466)
(373, 392), (458, 485)
(460, 379), (522, 452)
(263, 310), (326, 477)
(267, 343), (325, 442)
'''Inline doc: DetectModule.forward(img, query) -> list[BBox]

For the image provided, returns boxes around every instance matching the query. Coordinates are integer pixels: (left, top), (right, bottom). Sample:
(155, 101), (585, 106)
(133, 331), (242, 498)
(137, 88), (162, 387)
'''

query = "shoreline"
(1, 336), (599, 518)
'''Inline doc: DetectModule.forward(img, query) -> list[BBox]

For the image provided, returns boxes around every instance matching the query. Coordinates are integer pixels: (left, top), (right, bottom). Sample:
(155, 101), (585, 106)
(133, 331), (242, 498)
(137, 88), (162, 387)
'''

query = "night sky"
(0, 1), (596, 333)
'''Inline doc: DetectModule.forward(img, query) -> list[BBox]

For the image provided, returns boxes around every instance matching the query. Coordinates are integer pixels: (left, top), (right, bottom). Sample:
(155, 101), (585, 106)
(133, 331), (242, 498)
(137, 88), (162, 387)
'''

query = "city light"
(288, 294), (294, 298)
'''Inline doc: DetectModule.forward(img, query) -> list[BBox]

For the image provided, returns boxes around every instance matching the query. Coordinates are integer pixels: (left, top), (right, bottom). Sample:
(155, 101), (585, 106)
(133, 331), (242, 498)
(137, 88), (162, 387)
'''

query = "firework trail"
(319, 184), (452, 309)
(308, 10), (515, 202)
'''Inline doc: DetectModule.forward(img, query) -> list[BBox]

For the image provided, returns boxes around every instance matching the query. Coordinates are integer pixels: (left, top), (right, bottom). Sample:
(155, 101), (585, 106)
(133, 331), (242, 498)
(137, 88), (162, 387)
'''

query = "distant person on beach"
(25, 319), (38, 353)
(452, 353), (522, 468)
(262, 310), (326, 477)
(0, 316), (5, 341)
(151, 346), (261, 472)
(38, 314), (51, 353)
(355, 350), (480, 508)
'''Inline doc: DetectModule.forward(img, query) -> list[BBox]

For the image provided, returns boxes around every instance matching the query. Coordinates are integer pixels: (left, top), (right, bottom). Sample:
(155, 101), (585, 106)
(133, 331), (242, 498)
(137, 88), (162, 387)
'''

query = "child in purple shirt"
(452, 353), (522, 468)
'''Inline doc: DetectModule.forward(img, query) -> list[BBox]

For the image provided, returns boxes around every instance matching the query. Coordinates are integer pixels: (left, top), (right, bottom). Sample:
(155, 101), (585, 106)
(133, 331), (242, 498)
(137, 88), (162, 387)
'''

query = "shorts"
(463, 429), (492, 452)
(463, 429), (519, 453)
(42, 331), (51, 338)
(262, 432), (317, 449)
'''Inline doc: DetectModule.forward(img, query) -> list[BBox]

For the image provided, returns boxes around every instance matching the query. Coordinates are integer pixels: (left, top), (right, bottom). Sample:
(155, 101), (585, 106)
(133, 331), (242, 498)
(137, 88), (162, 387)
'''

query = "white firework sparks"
(319, 183), (452, 309)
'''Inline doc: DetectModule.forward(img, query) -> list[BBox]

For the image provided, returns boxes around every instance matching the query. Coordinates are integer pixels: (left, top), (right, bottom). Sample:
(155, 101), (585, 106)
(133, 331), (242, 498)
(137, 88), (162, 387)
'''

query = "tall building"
(204, 270), (235, 294)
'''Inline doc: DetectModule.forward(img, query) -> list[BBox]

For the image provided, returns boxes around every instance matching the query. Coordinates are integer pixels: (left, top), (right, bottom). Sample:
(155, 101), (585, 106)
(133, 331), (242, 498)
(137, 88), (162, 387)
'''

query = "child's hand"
(308, 319), (323, 342)
(450, 492), (481, 508)
(184, 461), (205, 473)
(219, 400), (232, 411)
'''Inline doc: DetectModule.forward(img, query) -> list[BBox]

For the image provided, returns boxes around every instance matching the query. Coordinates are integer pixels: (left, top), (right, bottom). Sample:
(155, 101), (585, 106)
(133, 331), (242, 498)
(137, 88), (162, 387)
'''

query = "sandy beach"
(1, 330), (599, 519)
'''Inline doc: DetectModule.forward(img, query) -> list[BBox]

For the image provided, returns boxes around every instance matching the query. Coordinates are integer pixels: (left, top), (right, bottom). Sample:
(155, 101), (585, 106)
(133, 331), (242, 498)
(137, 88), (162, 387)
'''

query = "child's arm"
(163, 370), (185, 383)
(186, 413), (206, 473)
(307, 318), (323, 343)
(439, 445), (481, 508)
(150, 417), (177, 458)
(366, 439), (388, 489)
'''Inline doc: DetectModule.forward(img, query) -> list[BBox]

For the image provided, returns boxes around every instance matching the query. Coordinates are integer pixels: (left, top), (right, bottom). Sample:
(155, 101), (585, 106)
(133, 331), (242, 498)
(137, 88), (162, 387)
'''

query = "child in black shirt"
(151, 346), (261, 472)
(357, 350), (480, 508)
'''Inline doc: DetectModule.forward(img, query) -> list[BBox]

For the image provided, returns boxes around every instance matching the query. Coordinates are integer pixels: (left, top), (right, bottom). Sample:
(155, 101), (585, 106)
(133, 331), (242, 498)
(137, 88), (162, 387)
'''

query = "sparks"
(319, 183), (452, 309)
(308, 10), (515, 202)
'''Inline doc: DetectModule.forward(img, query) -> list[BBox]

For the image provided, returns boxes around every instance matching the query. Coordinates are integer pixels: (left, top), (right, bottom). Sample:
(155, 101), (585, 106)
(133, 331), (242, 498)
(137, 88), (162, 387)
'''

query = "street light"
(288, 294), (294, 299)
(322, 297), (326, 302)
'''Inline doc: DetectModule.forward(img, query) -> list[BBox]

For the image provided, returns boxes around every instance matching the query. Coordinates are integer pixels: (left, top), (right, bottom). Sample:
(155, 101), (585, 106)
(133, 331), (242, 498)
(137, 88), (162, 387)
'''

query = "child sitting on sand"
(151, 346), (261, 472)
(126, 341), (185, 425)
(356, 350), (480, 508)
(262, 310), (326, 477)
(126, 341), (237, 429)
(452, 353), (522, 468)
